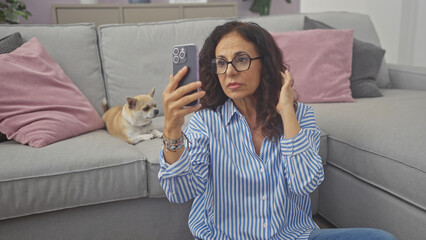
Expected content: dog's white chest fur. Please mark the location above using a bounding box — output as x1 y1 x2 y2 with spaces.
122 108 163 144
126 123 152 136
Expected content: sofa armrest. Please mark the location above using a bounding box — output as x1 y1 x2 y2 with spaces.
388 63 426 90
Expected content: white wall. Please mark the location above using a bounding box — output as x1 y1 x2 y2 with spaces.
301 0 425 67
410 1 426 67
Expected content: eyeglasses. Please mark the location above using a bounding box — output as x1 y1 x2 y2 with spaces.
211 54 263 75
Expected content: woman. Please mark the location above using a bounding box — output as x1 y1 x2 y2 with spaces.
159 21 396 240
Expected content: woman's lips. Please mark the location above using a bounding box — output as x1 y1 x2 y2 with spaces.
227 82 243 90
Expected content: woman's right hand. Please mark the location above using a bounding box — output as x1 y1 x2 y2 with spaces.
162 66 205 139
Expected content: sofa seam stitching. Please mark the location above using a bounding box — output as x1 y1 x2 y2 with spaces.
0 194 148 221
0 158 146 183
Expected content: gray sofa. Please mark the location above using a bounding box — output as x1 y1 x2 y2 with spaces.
0 12 425 240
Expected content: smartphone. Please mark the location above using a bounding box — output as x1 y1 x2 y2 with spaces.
172 44 200 106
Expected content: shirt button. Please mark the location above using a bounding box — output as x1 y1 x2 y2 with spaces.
263 223 267 228
260 168 264 173
290 173 295 179
262 195 267 201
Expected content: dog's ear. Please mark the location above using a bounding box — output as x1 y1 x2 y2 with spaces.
149 87 155 97
127 97 137 110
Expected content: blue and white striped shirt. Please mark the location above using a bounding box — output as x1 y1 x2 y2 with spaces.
159 99 324 240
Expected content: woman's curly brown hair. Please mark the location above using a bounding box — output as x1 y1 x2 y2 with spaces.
199 21 297 140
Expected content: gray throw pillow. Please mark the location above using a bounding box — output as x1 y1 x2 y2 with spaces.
304 16 385 98
0 32 23 142
0 32 23 54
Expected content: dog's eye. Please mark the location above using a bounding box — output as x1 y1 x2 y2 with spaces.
143 106 150 111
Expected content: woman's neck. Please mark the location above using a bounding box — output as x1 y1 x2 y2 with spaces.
233 97 258 127
233 97 265 155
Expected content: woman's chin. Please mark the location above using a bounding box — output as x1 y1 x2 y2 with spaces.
226 91 256 102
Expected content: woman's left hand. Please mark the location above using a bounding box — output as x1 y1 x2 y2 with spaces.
276 70 294 115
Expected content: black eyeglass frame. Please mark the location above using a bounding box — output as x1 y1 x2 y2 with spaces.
211 54 263 75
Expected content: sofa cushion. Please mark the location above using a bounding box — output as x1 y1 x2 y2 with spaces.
301 12 391 89
0 32 23 143
0 24 105 115
311 89 426 211
0 32 23 54
98 18 230 116
303 16 385 98
0 130 147 220
240 14 303 32
0 38 105 148
271 29 354 103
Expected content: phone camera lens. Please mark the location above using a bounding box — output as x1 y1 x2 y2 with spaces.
179 49 186 59
173 55 180 64
173 47 179 56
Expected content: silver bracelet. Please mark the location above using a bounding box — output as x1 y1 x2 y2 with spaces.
163 132 188 152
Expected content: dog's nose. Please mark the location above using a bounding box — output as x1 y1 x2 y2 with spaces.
154 109 159 115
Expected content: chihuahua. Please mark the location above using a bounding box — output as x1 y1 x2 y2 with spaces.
102 88 163 144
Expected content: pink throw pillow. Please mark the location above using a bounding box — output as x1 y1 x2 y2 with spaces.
271 29 354 103
0 38 104 148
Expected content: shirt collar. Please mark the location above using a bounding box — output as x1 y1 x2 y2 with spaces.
221 98 242 126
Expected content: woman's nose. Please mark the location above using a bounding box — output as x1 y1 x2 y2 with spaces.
225 62 238 75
